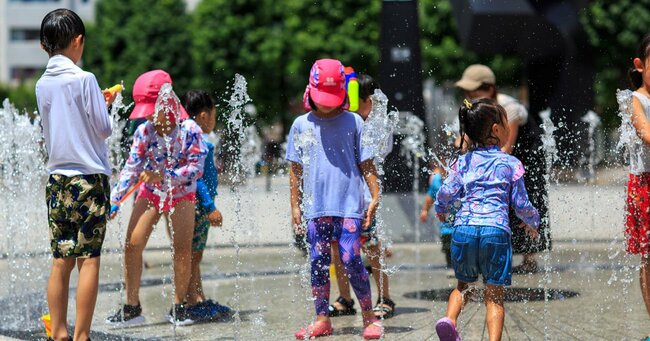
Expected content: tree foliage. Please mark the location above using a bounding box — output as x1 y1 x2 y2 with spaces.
580 0 650 128
84 0 192 110
191 0 380 126
191 0 285 123
419 0 523 87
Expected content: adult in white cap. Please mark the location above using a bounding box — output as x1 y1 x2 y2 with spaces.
455 64 550 274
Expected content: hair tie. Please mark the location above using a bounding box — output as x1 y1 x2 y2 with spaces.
463 98 472 109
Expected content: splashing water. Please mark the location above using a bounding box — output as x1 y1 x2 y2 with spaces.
0 99 48 329
224 74 262 338
399 114 426 168
616 89 636 152
361 89 399 172
538 108 560 339
581 110 601 184
360 89 399 315
293 128 317 215
107 81 131 173
539 108 558 184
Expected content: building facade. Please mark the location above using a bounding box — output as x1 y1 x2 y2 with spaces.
0 0 96 84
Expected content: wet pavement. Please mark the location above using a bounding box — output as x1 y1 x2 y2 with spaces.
1 172 649 340
1 240 649 340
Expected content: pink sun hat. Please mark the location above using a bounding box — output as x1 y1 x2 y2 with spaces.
129 70 189 120
305 59 348 108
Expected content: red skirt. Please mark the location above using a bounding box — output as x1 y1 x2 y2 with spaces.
625 173 650 255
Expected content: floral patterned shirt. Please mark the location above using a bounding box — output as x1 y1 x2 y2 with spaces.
435 145 539 233
111 119 207 203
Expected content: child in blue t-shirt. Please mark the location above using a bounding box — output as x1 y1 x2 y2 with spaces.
287 59 384 340
434 98 539 341
420 166 455 269
181 90 231 321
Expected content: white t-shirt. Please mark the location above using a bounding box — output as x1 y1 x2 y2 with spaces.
497 93 528 126
36 55 112 176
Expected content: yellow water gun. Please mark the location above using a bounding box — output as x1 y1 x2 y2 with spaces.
104 83 123 95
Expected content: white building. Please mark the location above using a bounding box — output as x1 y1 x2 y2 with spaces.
0 0 202 85
0 0 97 84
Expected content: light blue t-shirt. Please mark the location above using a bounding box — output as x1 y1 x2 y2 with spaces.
286 111 372 219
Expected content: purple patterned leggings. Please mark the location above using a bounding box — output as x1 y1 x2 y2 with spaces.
307 217 372 316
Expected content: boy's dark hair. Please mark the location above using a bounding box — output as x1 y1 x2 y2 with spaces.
630 33 650 89
40 8 85 56
182 90 215 119
358 74 380 100
458 98 507 151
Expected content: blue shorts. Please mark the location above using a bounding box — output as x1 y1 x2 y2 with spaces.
450 225 512 286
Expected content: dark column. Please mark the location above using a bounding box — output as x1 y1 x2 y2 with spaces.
379 0 427 192
451 0 594 166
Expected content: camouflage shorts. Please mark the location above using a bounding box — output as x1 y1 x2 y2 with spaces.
192 205 211 252
46 174 110 258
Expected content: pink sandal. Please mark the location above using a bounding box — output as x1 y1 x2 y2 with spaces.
362 320 384 339
295 320 333 339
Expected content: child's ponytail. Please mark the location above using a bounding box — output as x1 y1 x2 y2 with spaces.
629 33 650 89
457 98 506 150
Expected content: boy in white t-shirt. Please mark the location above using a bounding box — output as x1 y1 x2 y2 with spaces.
36 8 115 341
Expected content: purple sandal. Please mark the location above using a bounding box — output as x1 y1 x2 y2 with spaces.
435 317 461 341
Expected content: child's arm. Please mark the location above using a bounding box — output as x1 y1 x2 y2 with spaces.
631 96 650 145
289 162 303 234
510 174 540 233
111 128 147 204
196 178 216 213
85 74 112 139
360 159 380 230
420 172 443 222
169 127 207 185
434 168 463 219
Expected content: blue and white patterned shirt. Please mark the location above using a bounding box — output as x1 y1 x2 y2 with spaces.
435 145 539 233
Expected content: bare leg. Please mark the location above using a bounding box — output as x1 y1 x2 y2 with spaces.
484 284 504 341
446 281 470 325
48 257 75 341
186 251 205 305
641 255 650 337
124 199 161 305
331 242 352 301
73 257 100 341
365 243 391 300
523 253 536 267
169 200 195 304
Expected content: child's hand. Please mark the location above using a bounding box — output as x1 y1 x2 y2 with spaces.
363 200 379 230
420 209 429 223
292 207 304 235
436 213 448 222
209 209 223 227
518 222 539 239
140 170 163 184
109 204 119 220
103 89 117 107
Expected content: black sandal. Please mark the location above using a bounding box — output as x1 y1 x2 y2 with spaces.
373 297 396 319
328 296 357 317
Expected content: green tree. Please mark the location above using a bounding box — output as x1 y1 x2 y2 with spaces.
192 0 380 126
281 0 381 98
580 0 650 128
419 0 522 87
0 81 38 114
191 0 286 123
84 0 192 111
